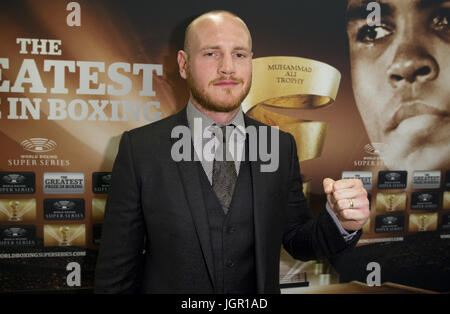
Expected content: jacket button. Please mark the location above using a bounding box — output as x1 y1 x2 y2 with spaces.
227 226 235 234
226 259 235 268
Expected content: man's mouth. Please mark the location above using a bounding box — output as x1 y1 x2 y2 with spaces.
210 78 243 87
386 101 449 132
214 81 239 86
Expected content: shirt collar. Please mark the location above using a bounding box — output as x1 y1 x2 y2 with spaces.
186 100 246 137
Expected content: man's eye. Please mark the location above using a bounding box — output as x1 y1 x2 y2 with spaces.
204 52 216 57
357 25 392 43
431 11 450 31
235 53 246 58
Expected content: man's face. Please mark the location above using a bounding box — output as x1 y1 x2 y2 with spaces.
178 14 253 112
346 0 450 171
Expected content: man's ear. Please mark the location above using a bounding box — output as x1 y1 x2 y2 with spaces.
177 50 188 79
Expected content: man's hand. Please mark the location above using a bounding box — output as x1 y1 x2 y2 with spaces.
323 178 370 232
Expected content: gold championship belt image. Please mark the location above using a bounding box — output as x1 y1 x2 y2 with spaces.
0 199 36 222
409 213 438 232
44 224 86 247
242 56 341 197
92 198 106 223
375 192 407 212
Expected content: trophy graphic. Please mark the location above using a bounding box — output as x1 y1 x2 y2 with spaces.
8 200 21 221
418 215 428 232
0 199 36 222
410 213 438 232
59 226 71 246
44 224 86 247
376 192 406 212
387 194 394 212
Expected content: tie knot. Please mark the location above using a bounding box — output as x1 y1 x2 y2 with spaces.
213 124 234 143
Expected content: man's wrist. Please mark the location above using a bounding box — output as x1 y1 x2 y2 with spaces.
325 202 358 241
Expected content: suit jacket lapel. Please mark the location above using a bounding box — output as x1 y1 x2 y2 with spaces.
170 107 216 291
244 115 269 293
170 109 272 293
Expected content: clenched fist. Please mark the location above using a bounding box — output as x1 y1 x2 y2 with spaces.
323 178 370 232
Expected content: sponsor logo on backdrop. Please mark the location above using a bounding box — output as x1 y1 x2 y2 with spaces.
353 143 387 167
21 138 57 153
413 171 441 189
363 143 385 155
341 171 372 190
8 138 70 167
43 172 84 194
375 214 405 233
411 192 439 210
0 226 36 247
44 199 85 220
92 172 111 194
0 172 35 193
377 171 407 189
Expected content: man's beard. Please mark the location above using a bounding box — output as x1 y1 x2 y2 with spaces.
186 69 251 113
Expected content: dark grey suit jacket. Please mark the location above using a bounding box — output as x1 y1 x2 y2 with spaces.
94 106 360 293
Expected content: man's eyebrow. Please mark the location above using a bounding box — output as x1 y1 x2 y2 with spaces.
201 46 221 50
233 47 251 51
417 0 450 9
200 46 250 51
346 1 395 23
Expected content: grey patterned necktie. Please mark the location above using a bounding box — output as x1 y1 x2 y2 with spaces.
212 125 237 214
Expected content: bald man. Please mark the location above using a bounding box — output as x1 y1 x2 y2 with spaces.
95 10 369 294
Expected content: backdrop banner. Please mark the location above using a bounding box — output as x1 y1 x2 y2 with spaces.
0 0 449 293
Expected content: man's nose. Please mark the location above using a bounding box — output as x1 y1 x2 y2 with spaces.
218 54 235 76
387 44 439 88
